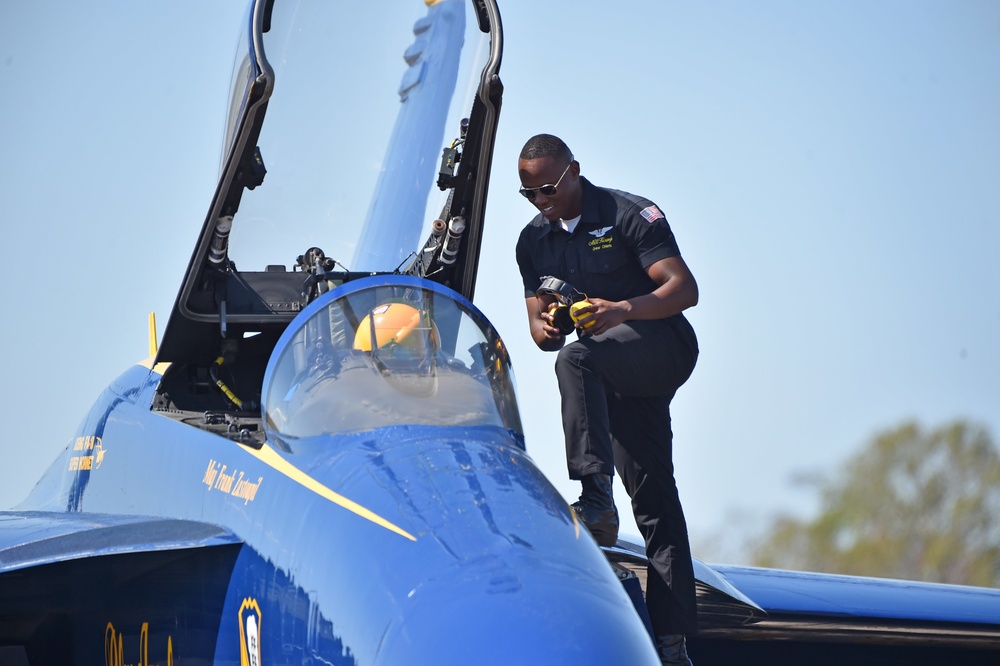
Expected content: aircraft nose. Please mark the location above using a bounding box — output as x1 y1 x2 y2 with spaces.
373 556 660 664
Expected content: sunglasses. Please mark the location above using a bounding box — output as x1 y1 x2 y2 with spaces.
519 162 572 201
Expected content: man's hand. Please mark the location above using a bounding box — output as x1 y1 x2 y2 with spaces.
525 296 566 351
569 298 629 337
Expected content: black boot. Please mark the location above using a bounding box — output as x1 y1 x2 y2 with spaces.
656 634 693 666
570 473 619 546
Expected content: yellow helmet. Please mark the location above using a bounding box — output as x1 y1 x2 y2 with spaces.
353 303 435 352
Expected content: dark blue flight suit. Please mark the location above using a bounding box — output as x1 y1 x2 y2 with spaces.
515 177 700 638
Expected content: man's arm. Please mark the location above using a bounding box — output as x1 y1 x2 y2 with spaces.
570 255 698 336
524 295 567 352
629 254 699 318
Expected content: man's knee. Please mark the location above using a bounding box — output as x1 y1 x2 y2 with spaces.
554 340 588 378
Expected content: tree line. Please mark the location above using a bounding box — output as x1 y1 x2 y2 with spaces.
748 419 999 587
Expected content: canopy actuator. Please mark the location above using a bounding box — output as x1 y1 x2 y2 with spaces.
437 117 469 190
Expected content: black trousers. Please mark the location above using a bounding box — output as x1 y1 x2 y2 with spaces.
554 315 699 637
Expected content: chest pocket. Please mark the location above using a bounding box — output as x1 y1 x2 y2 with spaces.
573 229 641 301
583 229 630 274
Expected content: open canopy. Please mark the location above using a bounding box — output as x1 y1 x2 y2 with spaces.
156 0 503 365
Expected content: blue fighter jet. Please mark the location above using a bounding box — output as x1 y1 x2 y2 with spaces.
1 1 998 664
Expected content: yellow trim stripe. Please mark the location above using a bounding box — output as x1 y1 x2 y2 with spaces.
134 352 412 539
247 444 417 541
570 505 581 540
137 357 171 375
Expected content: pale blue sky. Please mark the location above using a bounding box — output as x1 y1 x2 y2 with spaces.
1 1 997 563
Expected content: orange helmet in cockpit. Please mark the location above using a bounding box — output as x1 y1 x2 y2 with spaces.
353 302 437 352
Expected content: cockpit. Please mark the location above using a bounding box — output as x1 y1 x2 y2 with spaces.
262 277 522 441
149 0 507 445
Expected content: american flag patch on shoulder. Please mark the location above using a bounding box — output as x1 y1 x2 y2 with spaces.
639 205 664 223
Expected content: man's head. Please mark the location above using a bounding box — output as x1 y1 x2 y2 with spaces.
518 134 582 222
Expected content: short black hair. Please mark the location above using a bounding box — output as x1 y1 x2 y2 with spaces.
520 134 573 162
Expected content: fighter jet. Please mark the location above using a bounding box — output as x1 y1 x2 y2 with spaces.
1 1 998 664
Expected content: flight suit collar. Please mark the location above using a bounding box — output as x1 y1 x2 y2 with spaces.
577 177 604 231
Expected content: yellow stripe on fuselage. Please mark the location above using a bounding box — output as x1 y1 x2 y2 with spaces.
247 443 417 541
133 354 413 540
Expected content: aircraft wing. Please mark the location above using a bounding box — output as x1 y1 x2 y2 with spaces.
706 563 1000 646
0 512 245 663
0 511 240 573
605 536 1000 664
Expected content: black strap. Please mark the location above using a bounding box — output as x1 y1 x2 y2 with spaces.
536 275 586 305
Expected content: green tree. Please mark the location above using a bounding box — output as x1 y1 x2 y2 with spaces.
751 419 1000 587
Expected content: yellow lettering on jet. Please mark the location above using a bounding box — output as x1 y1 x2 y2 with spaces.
231 474 264 505
105 621 173 666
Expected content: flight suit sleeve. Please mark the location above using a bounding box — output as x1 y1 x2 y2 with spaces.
515 226 543 298
621 200 681 269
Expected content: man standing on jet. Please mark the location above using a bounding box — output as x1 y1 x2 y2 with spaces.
514 134 700 665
